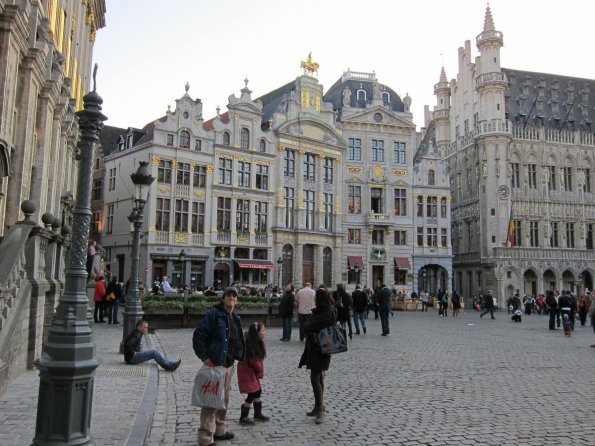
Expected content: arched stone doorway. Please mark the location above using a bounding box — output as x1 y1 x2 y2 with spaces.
523 270 538 296
561 270 575 293
543 269 557 293
418 264 448 296
302 245 315 285
578 270 593 295
213 263 230 290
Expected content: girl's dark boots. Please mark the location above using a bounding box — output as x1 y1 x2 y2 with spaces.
239 405 254 425
253 401 270 421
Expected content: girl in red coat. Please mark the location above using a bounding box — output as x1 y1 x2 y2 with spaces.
237 322 269 425
93 275 106 323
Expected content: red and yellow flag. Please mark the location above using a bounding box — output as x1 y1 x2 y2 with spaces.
507 207 515 247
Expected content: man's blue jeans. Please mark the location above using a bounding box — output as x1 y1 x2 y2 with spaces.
282 316 293 340
298 314 311 341
353 311 366 333
128 349 174 370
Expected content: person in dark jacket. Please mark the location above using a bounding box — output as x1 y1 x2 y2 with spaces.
105 277 122 325
374 284 392 335
545 291 558 330
333 283 353 339
557 290 574 330
278 283 295 341
352 285 368 334
193 287 245 446
123 319 180 370
479 290 496 319
298 288 336 425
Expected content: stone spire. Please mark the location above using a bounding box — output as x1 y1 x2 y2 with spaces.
439 66 448 83
483 4 495 32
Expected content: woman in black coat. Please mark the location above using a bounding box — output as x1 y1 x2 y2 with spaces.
298 288 336 424
278 283 295 341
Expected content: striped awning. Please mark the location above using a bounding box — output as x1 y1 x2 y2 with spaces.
347 256 363 269
394 257 411 269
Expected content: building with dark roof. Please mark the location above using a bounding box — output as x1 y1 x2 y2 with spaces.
435 5 594 305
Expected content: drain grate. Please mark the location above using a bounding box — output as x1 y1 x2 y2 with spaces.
96 366 147 378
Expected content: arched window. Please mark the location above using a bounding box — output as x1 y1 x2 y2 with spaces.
179 130 190 148
382 91 390 104
223 131 231 146
428 169 435 185
240 128 250 149
356 89 366 101
282 244 294 285
259 139 266 152
322 247 332 287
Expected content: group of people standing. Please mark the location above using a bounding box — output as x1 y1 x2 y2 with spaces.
93 271 123 324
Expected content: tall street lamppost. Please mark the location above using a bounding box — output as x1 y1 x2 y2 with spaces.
122 161 155 346
277 256 283 290
33 74 107 445
179 249 186 289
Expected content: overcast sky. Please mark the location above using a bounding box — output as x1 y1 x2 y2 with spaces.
92 0 595 131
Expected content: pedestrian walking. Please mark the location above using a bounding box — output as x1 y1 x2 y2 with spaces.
237 322 270 425
192 287 245 446
451 291 461 317
93 275 106 323
333 283 353 340
420 290 429 312
105 277 122 325
558 290 574 330
441 291 449 317
577 295 589 326
351 285 368 334
546 291 558 330
295 283 315 342
588 290 595 347
298 288 336 424
123 319 181 370
278 283 295 341
479 290 496 319
374 284 392 335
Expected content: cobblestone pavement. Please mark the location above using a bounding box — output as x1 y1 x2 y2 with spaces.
151 310 595 446
1 310 594 445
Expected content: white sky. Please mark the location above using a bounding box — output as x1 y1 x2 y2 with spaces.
92 0 595 131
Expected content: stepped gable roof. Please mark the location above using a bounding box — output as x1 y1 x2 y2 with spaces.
503 67 595 130
99 125 127 155
256 80 296 122
323 72 405 113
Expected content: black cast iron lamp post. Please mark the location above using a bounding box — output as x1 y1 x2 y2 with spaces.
277 256 282 290
122 161 155 348
33 75 107 445
179 249 186 289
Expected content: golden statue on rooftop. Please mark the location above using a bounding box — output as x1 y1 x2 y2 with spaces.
300 52 319 76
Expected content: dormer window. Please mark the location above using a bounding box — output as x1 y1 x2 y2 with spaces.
223 131 230 146
117 135 124 151
428 169 435 185
382 92 390 104
259 139 266 152
356 89 366 101
179 130 190 148
126 134 134 149
166 134 174 146
240 128 250 149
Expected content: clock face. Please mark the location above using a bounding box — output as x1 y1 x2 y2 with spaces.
497 184 510 199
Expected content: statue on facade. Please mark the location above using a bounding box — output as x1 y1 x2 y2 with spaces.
342 87 352 107
402 93 411 112
300 52 319 76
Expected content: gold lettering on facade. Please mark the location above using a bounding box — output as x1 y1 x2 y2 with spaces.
301 91 310 109
347 166 362 174
393 169 407 176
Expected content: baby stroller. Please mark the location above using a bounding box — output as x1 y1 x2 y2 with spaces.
511 309 522 323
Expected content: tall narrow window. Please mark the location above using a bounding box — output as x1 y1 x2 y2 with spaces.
587 223 593 250
193 165 206 188
216 197 231 230
527 164 537 189
441 228 448 247
259 139 266 152
550 222 559 247
392 142 406 165
348 228 361 244
547 166 556 190
371 140 384 162
222 131 231 146
417 196 424 217
176 162 191 185
372 230 384 245
284 187 294 228
106 204 114 234
304 190 315 230
370 188 383 213
348 138 361 161
511 163 520 188
348 185 361 214
166 134 174 146
394 230 407 245
566 222 575 248
108 167 116 190
394 188 406 216
416 227 424 246
255 164 269 190
236 199 250 231
92 179 102 200
513 220 523 247
427 227 437 247
179 130 190 148
156 198 170 231
530 221 539 247
237 161 251 188
428 169 435 185
323 158 334 184
284 149 295 177
304 153 316 181
563 167 573 191
218 158 232 185
323 193 333 231
240 128 250 149
440 197 447 218
174 199 189 232
255 201 268 233
191 202 205 233
426 196 437 218
158 160 172 183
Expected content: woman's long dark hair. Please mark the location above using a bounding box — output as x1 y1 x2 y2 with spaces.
245 322 266 360
315 288 332 309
